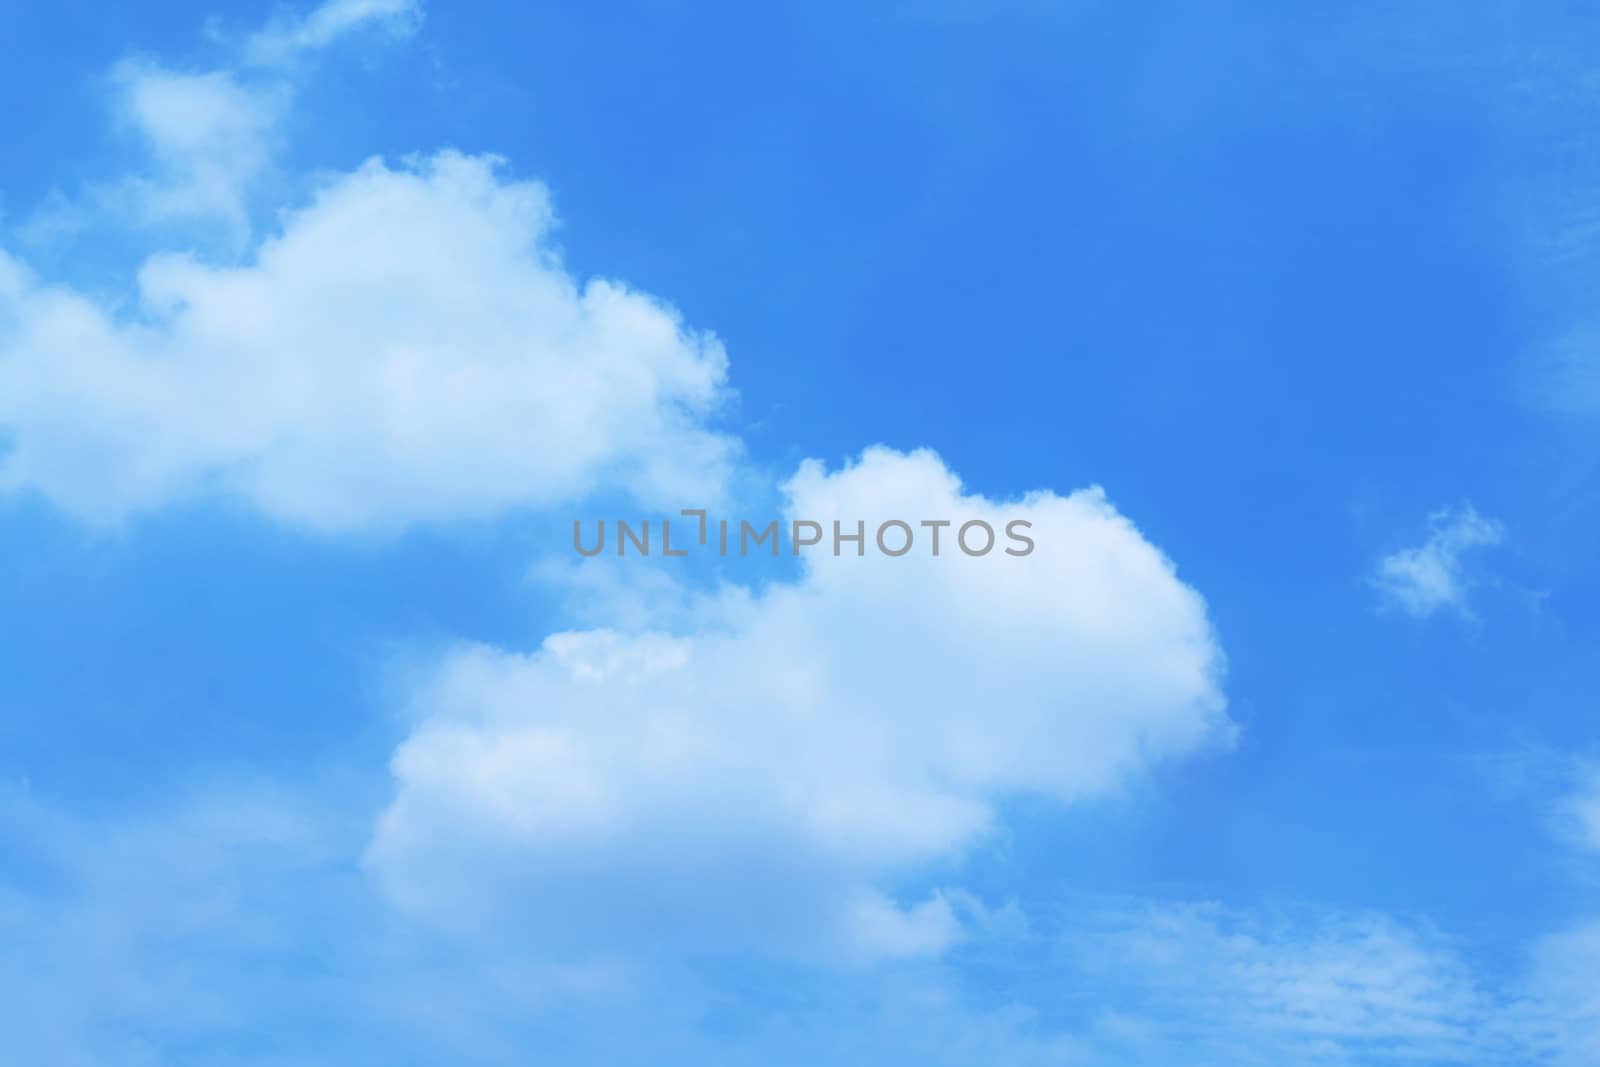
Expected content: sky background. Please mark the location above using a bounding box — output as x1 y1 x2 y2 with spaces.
2 2 1600 1064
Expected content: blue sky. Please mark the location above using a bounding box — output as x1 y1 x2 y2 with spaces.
2 1 1599 1064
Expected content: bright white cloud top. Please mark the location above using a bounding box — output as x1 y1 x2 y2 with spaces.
0 151 735 530
369 447 1232 961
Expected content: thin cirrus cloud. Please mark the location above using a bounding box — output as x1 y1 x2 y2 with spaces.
368 447 1233 962
1371 504 1504 620
1058 900 1511 1065
1523 921 1600 1065
1522 770 1600 1065
240 0 424 66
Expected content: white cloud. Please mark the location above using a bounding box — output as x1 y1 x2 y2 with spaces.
108 61 285 235
1 2 736 529
1520 922 1600 1066
1053 899 1542 1066
38 2 419 242
243 0 423 66
0 150 736 530
3 778 1582 1067
1068 901 1500 1063
1372 505 1504 619
367 447 1232 961
0 780 675 1066
0 783 345 1065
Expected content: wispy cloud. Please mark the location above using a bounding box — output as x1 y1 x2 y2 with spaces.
16 1 422 249
241 0 423 67
107 61 286 236
1061 900 1511 1065
1372 505 1504 620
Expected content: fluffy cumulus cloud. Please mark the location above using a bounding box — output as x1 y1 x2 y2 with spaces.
1371 504 1504 619
368 447 1232 961
0 150 736 530
0 0 733 531
3 0 1230 964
